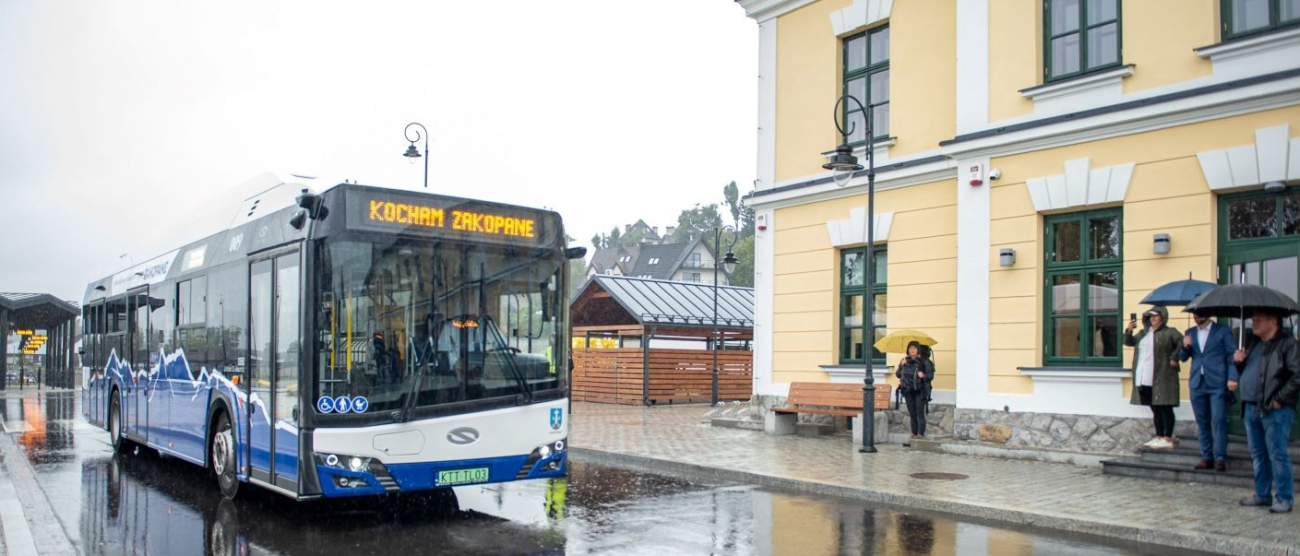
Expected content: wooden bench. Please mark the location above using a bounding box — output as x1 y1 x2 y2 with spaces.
766 382 891 435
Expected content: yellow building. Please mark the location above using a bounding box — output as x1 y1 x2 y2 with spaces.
736 0 1300 451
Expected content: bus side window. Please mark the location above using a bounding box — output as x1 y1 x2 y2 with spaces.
151 288 173 360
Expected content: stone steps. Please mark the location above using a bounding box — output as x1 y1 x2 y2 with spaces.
1100 459 1284 489
1101 435 1300 487
1173 434 1300 460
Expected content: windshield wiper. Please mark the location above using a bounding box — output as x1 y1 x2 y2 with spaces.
481 315 534 403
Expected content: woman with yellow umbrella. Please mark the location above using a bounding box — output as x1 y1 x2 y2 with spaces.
875 330 938 442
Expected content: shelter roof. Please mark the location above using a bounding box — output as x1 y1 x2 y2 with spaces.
572 275 753 330
0 293 80 330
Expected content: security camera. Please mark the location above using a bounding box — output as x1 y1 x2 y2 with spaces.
988 168 1002 181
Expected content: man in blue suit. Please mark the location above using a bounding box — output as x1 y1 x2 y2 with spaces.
1180 310 1239 471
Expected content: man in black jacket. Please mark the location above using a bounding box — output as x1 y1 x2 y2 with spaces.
1233 309 1300 513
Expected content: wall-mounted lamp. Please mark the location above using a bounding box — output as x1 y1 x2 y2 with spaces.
1153 233 1171 255
1264 180 1287 193
999 248 1016 267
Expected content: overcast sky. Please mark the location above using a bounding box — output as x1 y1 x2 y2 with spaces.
0 1 757 302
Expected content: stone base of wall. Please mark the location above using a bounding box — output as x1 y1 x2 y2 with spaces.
749 394 1196 455
952 408 1197 455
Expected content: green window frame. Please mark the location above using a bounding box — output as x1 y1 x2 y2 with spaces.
1218 186 1300 247
1222 0 1300 39
1044 0 1122 82
1044 209 1123 366
839 247 887 365
841 25 890 145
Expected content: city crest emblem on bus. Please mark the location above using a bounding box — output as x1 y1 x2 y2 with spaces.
550 408 563 430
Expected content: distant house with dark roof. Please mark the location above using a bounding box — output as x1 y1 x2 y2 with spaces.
586 235 730 286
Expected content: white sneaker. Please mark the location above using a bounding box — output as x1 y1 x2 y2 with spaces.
1141 438 1160 448
1149 438 1174 450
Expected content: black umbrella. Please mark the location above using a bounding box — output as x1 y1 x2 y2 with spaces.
1183 283 1300 348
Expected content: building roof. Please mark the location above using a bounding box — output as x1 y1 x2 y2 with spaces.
574 275 753 330
0 293 80 330
628 241 694 280
589 245 641 275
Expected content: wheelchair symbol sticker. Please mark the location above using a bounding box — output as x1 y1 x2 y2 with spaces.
317 397 335 414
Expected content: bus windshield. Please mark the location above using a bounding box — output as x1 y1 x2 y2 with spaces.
313 235 566 419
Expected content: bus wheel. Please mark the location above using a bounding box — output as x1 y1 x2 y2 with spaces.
212 412 239 499
109 392 127 453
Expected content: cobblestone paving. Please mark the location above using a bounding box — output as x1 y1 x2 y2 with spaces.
569 402 1300 556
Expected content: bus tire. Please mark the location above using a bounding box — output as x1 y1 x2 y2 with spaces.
211 411 239 500
108 390 128 453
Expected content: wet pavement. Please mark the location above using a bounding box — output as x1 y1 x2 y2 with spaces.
1 391 1213 556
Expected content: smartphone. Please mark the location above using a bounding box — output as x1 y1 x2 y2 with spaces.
1129 313 1137 323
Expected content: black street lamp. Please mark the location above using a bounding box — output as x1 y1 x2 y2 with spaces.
403 122 429 189
712 225 740 406
824 94 878 454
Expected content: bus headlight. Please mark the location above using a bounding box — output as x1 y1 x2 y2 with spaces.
316 452 375 473
531 438 566 461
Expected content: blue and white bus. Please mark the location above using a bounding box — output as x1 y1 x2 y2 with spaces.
81 174 577 500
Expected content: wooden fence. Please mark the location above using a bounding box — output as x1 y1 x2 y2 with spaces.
572 347 753 405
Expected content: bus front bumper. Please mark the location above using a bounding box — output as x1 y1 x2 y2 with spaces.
315 440 567 498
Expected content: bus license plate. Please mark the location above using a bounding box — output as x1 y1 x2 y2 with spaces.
437 467 490 486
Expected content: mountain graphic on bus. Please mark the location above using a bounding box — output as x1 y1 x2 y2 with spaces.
86 348 297 481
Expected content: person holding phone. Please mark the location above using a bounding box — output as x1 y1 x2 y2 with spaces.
1124 307 1184 450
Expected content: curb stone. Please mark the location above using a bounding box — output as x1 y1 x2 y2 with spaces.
570 447 1293 556
0 430 78 556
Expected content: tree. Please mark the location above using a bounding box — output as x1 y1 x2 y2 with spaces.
590 233 606 250
568 259 588 298
728 235 756 288
723 181 740 227
670 204 723 246
618 226 646 247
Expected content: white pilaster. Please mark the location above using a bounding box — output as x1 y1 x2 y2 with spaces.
753 208 778 396
756 19 777 191
955 0 989 134
954 157 991 409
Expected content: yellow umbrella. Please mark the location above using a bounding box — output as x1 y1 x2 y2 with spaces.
873 330 938 354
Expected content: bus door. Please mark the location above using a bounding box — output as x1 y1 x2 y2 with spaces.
103 297 127 426
247 250 302 488
84 301 103 425
126 287 150 442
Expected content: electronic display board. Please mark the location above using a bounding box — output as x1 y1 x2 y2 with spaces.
343 188 559 247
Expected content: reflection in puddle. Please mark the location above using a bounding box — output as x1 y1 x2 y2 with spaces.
11 391 1202 556
79 451 566 556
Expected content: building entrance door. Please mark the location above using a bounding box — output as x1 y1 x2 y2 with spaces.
1218 189 1300 439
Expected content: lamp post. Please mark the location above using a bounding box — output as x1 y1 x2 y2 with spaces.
712 225 740 406
402 122 429 189
824 94 877 453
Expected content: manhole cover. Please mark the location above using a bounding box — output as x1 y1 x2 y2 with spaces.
909 472 969 481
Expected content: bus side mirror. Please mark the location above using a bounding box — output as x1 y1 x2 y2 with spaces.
564 247 587 260
295 189 330 221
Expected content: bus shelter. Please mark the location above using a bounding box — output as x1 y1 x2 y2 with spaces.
570 275 753 405
1 293 80 390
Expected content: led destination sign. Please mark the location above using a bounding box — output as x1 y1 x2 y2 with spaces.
367 200 536 239
346 189 556 247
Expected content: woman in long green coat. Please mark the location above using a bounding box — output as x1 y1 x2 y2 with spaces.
1124 306 1183 450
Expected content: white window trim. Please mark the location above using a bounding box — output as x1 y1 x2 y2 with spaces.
1195 26 1300 81
1019 65 1135 116
1197 124 1300 191
1025 157 1135 212
829 0 894 37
